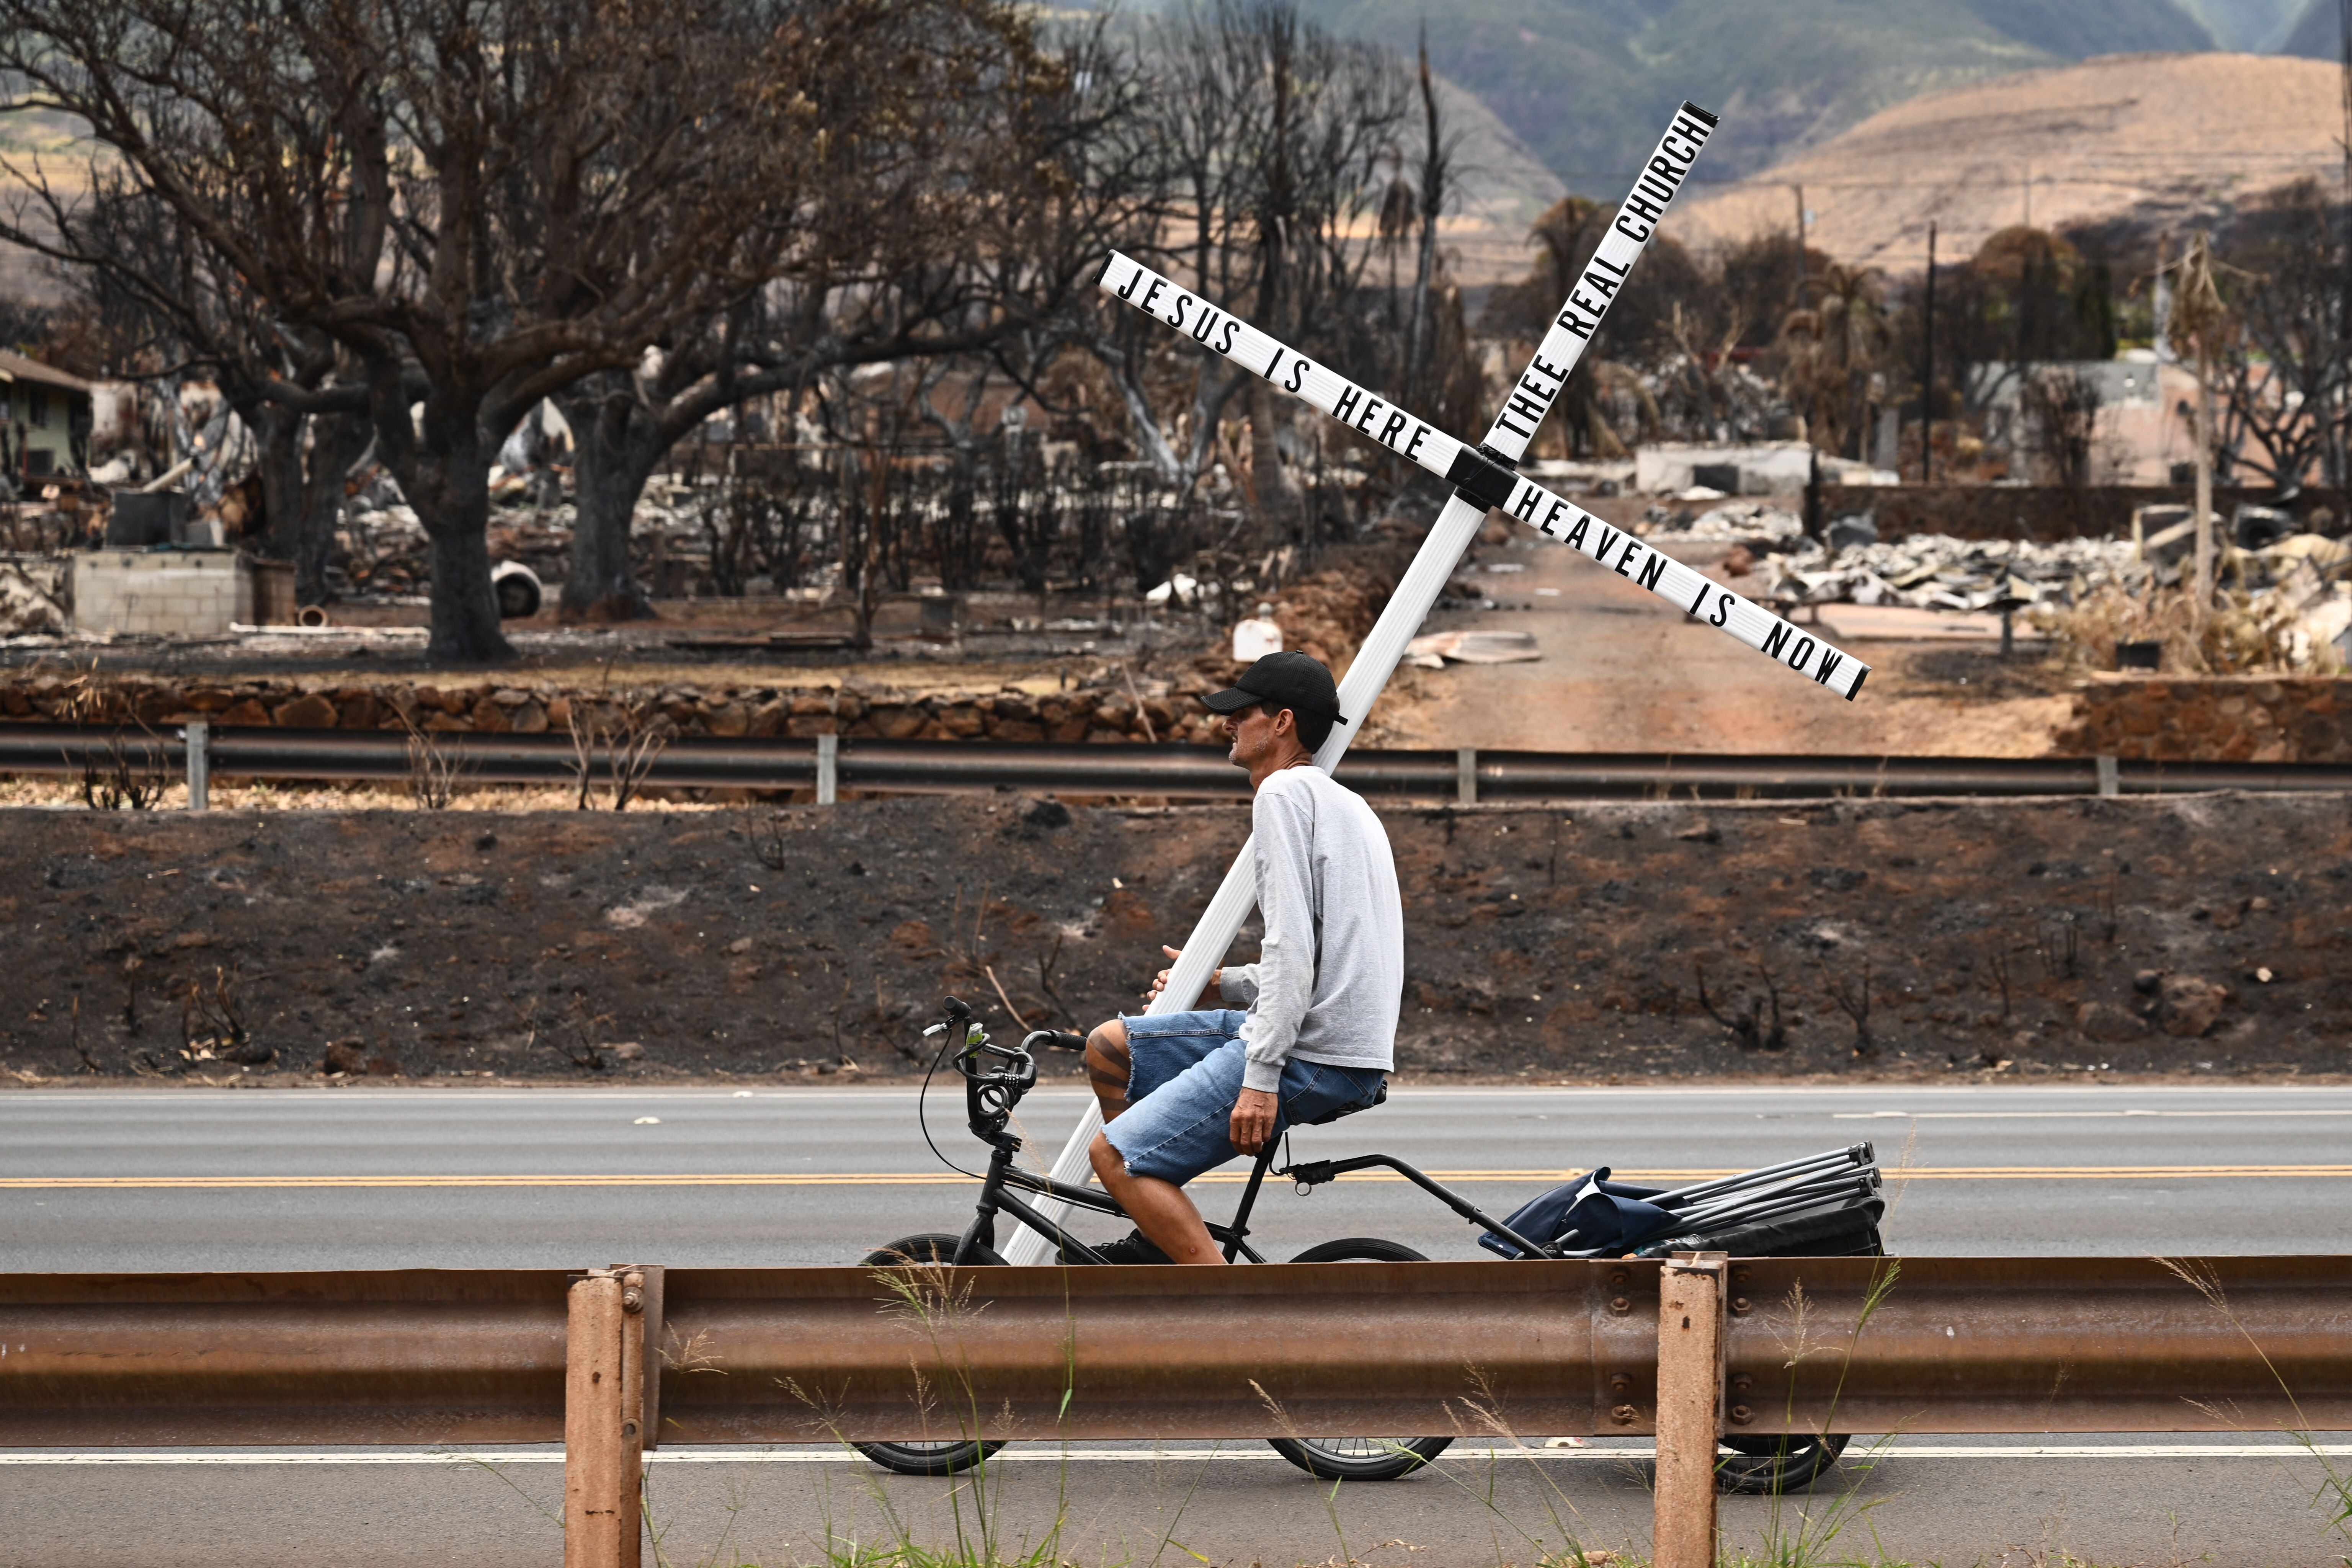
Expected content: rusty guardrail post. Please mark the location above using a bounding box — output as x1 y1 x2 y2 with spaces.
1652 1251 1727 1568
815 732 838 805
182 718 209 810
565 1268 645 1568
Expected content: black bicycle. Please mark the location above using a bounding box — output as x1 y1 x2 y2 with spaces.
859 996 1883 1491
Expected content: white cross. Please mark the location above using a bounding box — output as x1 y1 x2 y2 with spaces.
1001 101 1857 1264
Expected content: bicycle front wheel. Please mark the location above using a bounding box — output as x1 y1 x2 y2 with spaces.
851 1232 1011 1477
1264 1237 1454 1481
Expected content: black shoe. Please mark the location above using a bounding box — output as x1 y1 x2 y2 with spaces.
1079 1229 1173 1265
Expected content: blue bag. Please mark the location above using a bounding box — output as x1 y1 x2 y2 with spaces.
1477 1168 1679 1259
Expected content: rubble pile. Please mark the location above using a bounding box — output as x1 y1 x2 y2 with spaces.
1640 502 1805 545
330 479 715 602
1762 534 2146 612
1259 564 1391 668
1642 501 2352 627
0 561 67 636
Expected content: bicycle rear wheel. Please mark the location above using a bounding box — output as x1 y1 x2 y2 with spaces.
851 1232 1011 1477
1717 1432 1849 1493
1264 1238 1454 1481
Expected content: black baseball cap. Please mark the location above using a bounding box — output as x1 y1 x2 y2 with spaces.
1202 650 1346 726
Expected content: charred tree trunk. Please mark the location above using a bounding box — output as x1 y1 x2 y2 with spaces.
295 408 371 604
419 484 508 661
1107 353 1184 485
559 376 662 621
371 362 511 662
254 400 305 565
1405 28 1444 410
1246 380 1301 540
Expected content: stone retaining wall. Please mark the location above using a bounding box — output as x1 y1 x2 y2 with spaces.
2056 676 2352 763
0 670 1236 745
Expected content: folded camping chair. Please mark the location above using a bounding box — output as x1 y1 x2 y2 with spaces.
1478 1143 1884 1259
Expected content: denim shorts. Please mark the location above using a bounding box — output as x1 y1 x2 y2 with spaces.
1101 1008 1387 1184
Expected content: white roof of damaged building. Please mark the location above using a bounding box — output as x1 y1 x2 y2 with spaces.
0 350 93 394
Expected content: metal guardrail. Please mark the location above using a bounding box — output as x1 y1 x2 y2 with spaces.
7 722 2352 801
5 1258 2348 1568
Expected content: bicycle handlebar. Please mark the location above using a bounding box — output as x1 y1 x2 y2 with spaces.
927 996 1038 1147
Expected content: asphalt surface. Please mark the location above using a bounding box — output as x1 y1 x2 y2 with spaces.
5 1083 2352 1566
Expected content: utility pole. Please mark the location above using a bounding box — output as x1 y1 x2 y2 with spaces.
2196 339 2217 620
2173 232 2225 630
2340 0 2350 204
2153 232 2173 364
1920 221 1937 483
1793 183 1807 278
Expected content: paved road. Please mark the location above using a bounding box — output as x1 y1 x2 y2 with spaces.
5 1083 2351 1566
7 1082 2351 1269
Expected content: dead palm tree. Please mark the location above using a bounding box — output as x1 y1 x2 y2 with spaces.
1778 262 1891 458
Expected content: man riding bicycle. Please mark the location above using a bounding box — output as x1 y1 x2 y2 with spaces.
1082 650 1403 1265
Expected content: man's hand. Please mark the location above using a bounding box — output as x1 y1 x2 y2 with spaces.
1145 945 1222 1006
1229 1086 1278 1155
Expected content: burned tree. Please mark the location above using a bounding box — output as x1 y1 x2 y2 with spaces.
546 11 1138 620
2209 182 2352 490
2020 365 2105 487
1 0 1018 659
1079 0 1407 518
1480 195 1715 455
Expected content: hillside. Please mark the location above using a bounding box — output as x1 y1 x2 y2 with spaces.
1300 0 2218 192
1668 53 2346 270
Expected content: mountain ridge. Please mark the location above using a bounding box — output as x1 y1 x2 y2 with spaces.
1297 0 2223 192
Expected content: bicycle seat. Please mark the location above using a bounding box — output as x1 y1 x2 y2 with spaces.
1298 1082 1386 1126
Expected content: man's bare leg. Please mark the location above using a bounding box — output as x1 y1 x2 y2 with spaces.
1088 1134 1225 1264
1084 1019 1132 1122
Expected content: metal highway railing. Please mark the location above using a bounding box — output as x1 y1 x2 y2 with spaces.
4 1258 2348 1568
5 722 2349 802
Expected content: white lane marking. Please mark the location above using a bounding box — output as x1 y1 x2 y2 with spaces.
8 1086 2349 1105
1836 1110 2352 1120
8 1165 2347 1190
7 1444 2347 1466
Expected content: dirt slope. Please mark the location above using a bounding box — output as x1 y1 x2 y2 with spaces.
5 793 2343 1087
1671 53 2346 270
1361 534 2076 756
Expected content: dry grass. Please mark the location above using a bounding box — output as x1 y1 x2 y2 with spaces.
0 774 748 811
2032 583 2341 676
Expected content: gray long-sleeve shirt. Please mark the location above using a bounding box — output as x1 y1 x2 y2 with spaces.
1215 766 1403 1093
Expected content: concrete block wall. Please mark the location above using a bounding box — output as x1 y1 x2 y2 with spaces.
71 550 256 636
